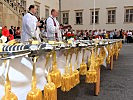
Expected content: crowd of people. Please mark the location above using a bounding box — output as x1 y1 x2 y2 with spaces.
9 26 21 39
60 28 133 43
0 26 21 42
1 24 133 43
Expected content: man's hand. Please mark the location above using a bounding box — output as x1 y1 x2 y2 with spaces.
37 22 41 26
32 37 37 40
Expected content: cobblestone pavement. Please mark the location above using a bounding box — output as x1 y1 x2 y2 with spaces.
58 44 133 100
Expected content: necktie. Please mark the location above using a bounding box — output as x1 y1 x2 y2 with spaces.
51 17 57 27
51 17 58 40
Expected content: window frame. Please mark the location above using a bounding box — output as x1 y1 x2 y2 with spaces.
45 6 50 19
90 9 99 24
75 10 83 25
62 12 69 25
107 9 116 24
124 7 133 23
34 1 40 17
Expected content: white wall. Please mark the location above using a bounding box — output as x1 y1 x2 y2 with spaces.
26 0 59 18
61 0 133 31
40 0 59 18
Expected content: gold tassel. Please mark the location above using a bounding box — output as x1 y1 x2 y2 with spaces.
106 45 111 64
95 47 100 68
27 57 42 100
44 74 57 100
49 68 61 88
97 47 106 66
61 50 71 92
2 74 18 100
118 41 122 53
73 70 80 86
61 73 71 92
49 50 61 88
86 49 98 83
119 41 122 49
2 60 18 100
112 44 115 56
79 49 87 75
43 53 57 100
117 41 122 55
86 70 97 83
114 43 119 60
73 48 80 86
69 63 75 88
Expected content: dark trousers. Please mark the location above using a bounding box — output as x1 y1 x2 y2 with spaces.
127 36 132 43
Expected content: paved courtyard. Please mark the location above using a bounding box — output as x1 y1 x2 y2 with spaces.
58 43 133 100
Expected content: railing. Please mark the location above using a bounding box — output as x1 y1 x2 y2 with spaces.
3 0 26 16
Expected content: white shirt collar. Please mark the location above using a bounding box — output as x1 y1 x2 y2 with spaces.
50 15 56 19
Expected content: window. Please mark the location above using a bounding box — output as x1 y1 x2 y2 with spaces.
91 10 99 24
35 5 40 17
75 11 83 24
45 8 49 18
23 1 26 9
107 10 116 23
35 1 40 17
62 12 69 24
124 8 133 23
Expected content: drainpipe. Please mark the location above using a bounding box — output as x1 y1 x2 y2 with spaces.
93 0 95 30
59 0 61 23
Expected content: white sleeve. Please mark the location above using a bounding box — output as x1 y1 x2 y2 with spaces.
25 16 37 37
46 18 56 34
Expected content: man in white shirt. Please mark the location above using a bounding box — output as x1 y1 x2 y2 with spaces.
21 5 40 42
46 9 62 41
94 30 99 36
127 30 133 43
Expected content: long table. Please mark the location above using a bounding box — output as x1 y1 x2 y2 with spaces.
0 39 122 99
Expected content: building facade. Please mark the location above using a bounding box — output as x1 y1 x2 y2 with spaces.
61 0 133 31
26 0 59 19
0 0 59 28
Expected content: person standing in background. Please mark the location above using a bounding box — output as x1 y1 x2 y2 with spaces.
105 31 109 39
127 30 132 43
94 30 99 39
2 26 14 42
113 29 117 39
16 27 21 39
46 9 62 41
88 30 93 40
98 29 102 38
110 30 114 39
123 30 127 43
39 18 45 32
14 26 16 38
120 29 123 39
2 26 10 38
21 5 40 42
84 30 89 40
9 26 14 35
